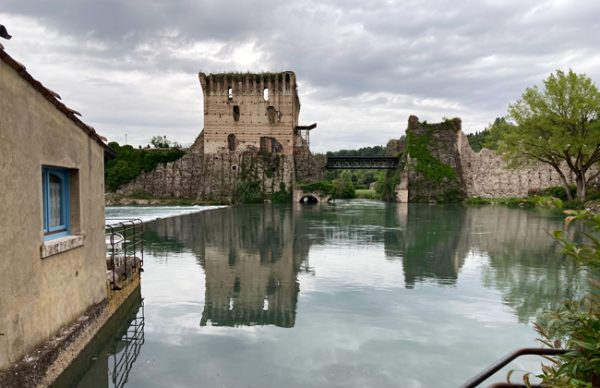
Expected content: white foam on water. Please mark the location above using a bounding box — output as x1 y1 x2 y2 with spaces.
105 205 226 224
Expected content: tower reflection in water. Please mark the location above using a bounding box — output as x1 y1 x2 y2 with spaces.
52 291 145 388
142 204 314 329
198 205 303 328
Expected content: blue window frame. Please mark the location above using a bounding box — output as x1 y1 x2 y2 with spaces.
42 167 70 240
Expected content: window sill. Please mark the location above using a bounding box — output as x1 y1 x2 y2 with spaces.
41 235 85 259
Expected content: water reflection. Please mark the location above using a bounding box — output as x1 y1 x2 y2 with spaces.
52 291 145 388
144 205 304 328
59 203 593 387
142 202 587 325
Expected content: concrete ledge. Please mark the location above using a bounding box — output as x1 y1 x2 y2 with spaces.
40 235 84 259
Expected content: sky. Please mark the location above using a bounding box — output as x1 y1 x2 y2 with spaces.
1 1 599 152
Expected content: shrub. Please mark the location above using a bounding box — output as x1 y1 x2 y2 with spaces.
534 186 577 201
271 182 291 203
529 211 600 387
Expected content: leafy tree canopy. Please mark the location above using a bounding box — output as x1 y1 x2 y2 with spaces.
497 69 600 201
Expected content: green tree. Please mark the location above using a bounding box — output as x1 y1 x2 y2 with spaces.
150 135 180 149
497 70 600 201
335 170 356 198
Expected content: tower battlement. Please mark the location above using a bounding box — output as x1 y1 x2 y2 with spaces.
199 72 297 96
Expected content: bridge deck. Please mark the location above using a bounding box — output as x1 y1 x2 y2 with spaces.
325 156 399 170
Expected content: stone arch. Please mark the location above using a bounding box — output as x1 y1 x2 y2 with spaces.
299 194 318 204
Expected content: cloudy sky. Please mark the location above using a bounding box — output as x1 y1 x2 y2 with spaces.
2 1 599 152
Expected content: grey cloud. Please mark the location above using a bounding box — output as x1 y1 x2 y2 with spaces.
2 0 600 150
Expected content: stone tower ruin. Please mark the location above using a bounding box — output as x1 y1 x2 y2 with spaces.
199 72 302 156
113 71 321 203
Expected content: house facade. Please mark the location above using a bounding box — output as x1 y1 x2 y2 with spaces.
0 44 109 370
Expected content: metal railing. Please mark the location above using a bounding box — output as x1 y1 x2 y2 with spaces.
105 218 144 290
461 348 571 388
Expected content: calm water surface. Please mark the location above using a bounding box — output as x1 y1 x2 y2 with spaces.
56 201 589 388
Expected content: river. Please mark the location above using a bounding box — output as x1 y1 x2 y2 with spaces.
54 201 590 387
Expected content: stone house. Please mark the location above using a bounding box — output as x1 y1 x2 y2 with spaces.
0 42 111 374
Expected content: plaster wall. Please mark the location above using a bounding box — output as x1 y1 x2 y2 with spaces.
0 59 107 369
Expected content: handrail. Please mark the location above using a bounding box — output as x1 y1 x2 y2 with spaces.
461 347 571 388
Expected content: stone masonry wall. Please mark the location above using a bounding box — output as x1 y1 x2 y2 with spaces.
117 148 294 203
457 131 573 198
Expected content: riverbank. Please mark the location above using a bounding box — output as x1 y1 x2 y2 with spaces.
465 196 600 213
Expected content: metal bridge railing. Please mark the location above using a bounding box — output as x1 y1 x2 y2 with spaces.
105 218 144 290
461 348 571 387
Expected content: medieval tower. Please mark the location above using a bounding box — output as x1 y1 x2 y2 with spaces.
198 72 303 156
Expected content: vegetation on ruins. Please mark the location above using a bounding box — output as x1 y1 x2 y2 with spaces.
494 69 600 203
406 131 457 184
271 182 292 203
375 168 401 202
518 210 600 387
105 140 185 192
236 157 263 204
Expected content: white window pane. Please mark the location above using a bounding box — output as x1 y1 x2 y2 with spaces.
49 173 63 228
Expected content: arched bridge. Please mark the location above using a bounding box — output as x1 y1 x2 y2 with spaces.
325 156 399 170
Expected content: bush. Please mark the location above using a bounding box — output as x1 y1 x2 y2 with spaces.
532 195 563 209
529 211 600 387
534 186 577 201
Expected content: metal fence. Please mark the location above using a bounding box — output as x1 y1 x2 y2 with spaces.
105 218 144 290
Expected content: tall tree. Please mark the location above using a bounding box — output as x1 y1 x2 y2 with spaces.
497 70 600 201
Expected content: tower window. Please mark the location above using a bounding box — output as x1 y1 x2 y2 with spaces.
233 105 240 122
263 88 269 101
227 134 237 151
228 86 233 100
